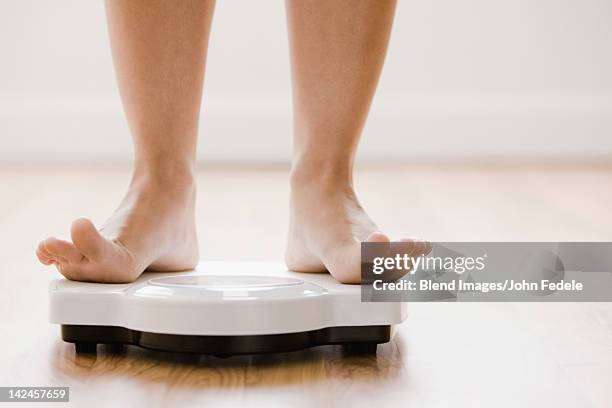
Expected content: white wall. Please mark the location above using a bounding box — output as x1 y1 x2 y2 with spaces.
1 0 611 164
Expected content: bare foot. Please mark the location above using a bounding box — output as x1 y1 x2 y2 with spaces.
286 168 429 284
36 167 198 283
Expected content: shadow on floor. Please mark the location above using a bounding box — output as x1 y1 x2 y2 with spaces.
50 335 405 388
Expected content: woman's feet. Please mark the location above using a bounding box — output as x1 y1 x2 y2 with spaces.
36 166 198 283
36 162 422 285
285 165 428 284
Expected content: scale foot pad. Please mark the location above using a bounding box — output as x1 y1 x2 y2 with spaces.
62 325 390 356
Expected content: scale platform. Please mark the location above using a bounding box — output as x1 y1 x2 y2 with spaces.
49 261 406 356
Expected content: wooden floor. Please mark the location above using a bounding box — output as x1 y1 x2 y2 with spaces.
1 164 611 407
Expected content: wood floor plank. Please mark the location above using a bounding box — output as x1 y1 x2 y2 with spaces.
0 164 610 407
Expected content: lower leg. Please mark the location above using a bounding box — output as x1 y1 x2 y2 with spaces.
36 0 215 282
285 0 410 283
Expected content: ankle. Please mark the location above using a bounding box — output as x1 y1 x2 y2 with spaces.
290 156 353 194
132 160 196 194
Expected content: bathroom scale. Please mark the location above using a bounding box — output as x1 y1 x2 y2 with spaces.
49 261 406 356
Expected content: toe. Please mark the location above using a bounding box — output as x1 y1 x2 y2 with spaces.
70 217 106 260
362 231 392 262
38 237 83 264
36 241 55 265
37 237 87 280
366 231 390 243
330 233 399 284
400 238 432 257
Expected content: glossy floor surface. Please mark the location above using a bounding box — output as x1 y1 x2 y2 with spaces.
1 164 611 407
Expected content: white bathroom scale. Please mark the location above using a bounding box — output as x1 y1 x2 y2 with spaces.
49 261 406 356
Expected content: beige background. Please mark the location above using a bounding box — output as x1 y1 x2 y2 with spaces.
1 0 612 164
